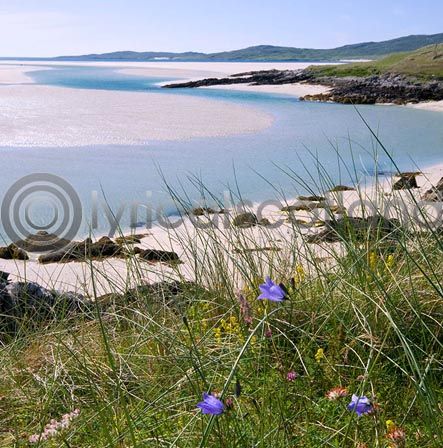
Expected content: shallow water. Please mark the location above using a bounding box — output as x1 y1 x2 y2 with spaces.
1 65 442 241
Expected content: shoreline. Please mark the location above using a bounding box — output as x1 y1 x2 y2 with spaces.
2 161 443 296
1 61 443 294
0 64 273 147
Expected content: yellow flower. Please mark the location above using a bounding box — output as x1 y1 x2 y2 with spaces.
294 264 306 284
386 254 395 269
369 252 377 270
315 348 325 363
213 327 222 344
386 420 396 432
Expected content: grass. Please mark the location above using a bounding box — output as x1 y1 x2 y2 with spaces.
307 44 443 80
0 146 442 447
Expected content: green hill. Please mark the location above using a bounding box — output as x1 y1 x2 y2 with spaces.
307 44 443 80
55 33 443 62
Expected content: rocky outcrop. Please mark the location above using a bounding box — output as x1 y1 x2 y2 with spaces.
164 68 443 105
15 231 70 252
163 69 311 89
38 236 124 264
0 271 87 331
301 74 443 105
0 244 29 260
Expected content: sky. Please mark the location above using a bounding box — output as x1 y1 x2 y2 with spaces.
0 0 442 57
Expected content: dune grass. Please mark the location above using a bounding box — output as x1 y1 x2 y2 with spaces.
0 152 442 447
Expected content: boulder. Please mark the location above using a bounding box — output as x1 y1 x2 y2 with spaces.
393 173 419 190
328 185 356 192
38 237 123 264
281 202 318 212
297 195 326 202
15 231 71 252
232 212 258 228
192 207 218 216
0 244 29 260
115 235 143 245
258 218 272 226
138 249 180 263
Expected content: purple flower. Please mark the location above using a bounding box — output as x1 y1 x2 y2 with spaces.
347 394 372 417
257 277 287 302
197 393 225 415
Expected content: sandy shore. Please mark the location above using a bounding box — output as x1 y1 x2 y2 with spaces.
0 84 272 147
2 162 443 296
408 100 443 112
0 64 273 147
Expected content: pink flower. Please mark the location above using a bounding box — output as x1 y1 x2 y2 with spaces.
28 409 80 444
286 371 298 381
325 387 348 400
386 427 406 447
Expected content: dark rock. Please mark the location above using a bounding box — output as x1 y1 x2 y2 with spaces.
328 185 356 192
2 282 85 315
258 218 272 226
422 176 443 201
138 249 180 263
234 246 280 253
393 173 419 190
192 207 217 216
0 244 29 260
163 69 311 89
297 195 326 202
301 74 443 105
15 232 71 252
0 271 10 284
232 212 258 228
164 69 443 106
115 235 143 245
281 202 317 212
306 216 400 244
38 237 123 264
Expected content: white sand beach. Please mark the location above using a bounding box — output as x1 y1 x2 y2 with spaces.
1 162 443 296
0 63 273 147
408 100 443 112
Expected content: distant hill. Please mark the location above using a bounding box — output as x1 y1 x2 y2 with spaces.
55 33 443 62
307 43 443 80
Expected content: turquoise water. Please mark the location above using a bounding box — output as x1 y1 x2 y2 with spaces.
1 65 443 239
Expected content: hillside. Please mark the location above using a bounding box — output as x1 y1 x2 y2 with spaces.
55 32 443 62
307 44 443 80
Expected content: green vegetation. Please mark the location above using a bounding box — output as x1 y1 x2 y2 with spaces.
1 149 443 447
57 32 443 62
308 44 443 80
